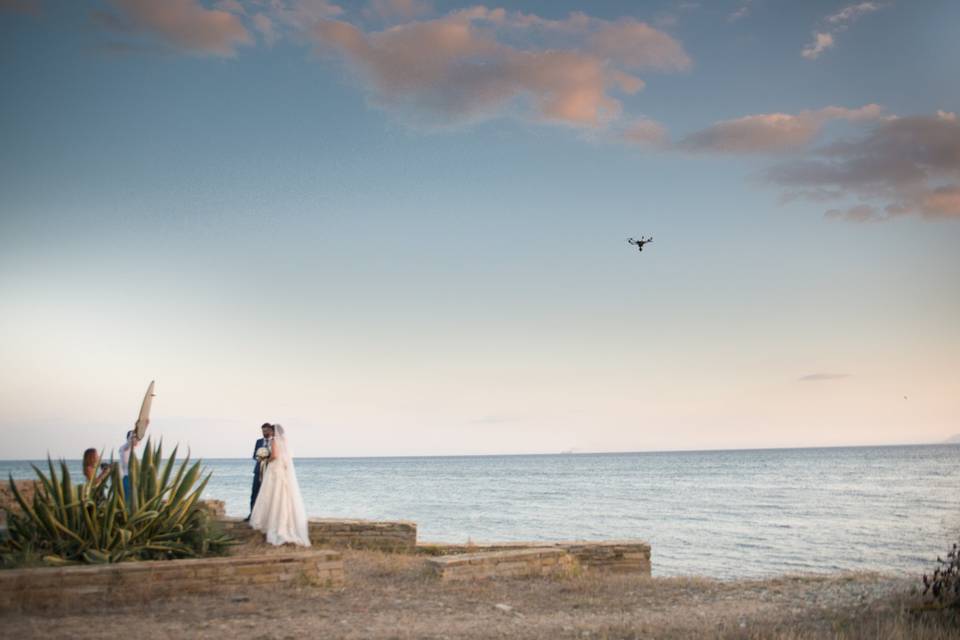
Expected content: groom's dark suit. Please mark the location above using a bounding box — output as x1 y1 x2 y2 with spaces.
249 437 270 515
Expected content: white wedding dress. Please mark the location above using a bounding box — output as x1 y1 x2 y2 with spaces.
249 425 311 546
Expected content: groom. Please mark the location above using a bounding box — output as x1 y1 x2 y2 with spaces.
245 422 274 521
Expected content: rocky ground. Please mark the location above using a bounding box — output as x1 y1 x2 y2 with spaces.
5 547 956 639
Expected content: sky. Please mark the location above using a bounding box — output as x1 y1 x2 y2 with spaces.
0 0 958 459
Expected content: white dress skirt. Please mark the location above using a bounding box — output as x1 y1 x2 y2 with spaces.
249 440 311 546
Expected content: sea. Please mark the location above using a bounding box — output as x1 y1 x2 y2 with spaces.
3 445 958 579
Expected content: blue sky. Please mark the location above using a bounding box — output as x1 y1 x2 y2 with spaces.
1 0 958 458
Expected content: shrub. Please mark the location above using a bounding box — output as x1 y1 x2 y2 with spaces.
920 541 960 611
1 439 232 566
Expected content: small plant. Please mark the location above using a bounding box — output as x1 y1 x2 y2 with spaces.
415 544 446 557
919 541 960 611
1 439 233 567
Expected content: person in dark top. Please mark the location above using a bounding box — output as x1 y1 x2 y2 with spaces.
246 423 275 521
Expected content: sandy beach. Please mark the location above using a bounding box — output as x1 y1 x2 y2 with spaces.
6 543 953 640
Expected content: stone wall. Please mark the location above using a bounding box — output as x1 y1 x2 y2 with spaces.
427 547 574 581
220 517 417 552
419 540 651 576
0 549 343 614
561 541 651 574
308 518 417 551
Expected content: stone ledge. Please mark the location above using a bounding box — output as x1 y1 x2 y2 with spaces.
221 517 417 551
418 540 651 576
427 547 574 581
0 549 343 614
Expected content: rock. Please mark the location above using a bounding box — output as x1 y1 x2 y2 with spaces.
494 603 513 613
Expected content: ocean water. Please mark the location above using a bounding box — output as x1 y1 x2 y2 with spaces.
3 445 958 579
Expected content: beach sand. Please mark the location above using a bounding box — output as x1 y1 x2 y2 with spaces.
4 544 952 639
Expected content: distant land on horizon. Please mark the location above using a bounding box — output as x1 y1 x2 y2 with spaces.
944 434 960 444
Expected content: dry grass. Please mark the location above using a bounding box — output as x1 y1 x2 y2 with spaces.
737 596 960 640
3 546 957 639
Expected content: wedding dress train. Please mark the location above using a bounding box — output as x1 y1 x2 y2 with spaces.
249 425 311 546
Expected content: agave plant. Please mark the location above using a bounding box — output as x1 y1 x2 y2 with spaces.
1 439 232 566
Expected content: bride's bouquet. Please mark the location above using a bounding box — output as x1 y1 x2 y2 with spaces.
256 446 271 474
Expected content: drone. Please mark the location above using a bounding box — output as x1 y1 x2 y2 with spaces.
627 236 653 252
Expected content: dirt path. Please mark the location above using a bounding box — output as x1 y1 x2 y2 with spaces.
2 549 935 639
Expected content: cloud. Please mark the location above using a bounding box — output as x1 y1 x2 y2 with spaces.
676 104 883 153
586 19 691 72
798 373 850 382
826 2 883 24
766 111 960 221
727 1 752 22
95 0 252 57
644 105 960 224
310 9 689 128
252 13 277 45
264 0 344 43
802 2 884 60
655 0 701 26
498 11 690 72
801 32 834 60
83 3 688 132
214 0 245 14
622 117 669 148
365 0 432 22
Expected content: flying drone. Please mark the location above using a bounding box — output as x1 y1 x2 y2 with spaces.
627 236 653 252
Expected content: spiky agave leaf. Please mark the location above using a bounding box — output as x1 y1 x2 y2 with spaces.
1 440 232 566
158 444 179 496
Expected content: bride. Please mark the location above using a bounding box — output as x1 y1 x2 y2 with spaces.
249 424 311 546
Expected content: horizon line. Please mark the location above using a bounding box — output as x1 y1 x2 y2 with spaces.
2 440 956 463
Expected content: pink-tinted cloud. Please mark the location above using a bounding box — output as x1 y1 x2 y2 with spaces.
825 2 883 25
492 11 690 72
684 113 819 152
587 19 691 72
96 0 252 57
677 105 883 153
215 0 245 14
766 111 960 221
310 8 689 128
802 2 885 61
801 32 834 60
